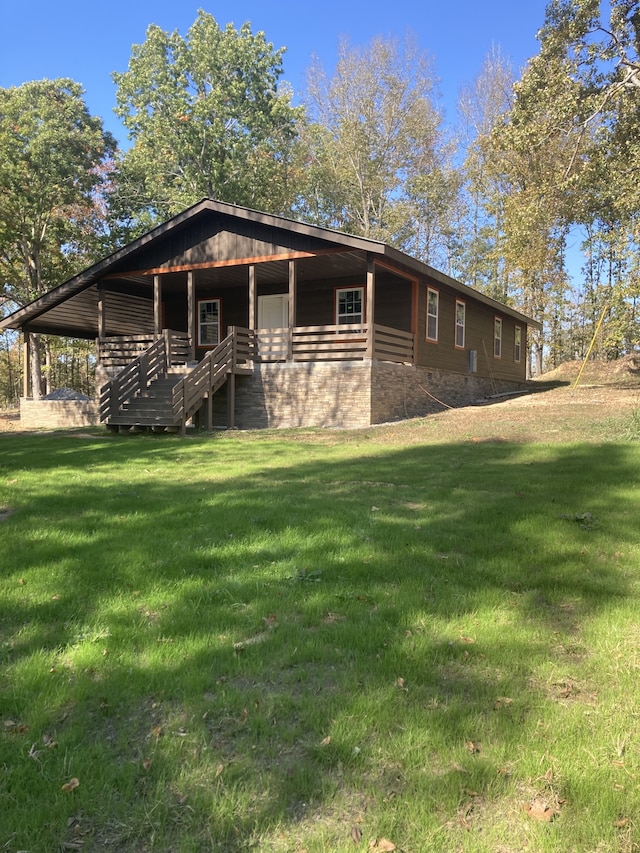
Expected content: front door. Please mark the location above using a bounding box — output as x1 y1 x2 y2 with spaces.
258 294 289 329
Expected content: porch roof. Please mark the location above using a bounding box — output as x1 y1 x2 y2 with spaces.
0 198 542 338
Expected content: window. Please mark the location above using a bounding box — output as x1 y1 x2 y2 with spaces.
426 288 439 341
336 287 364 326
455 300 466 348
494 317 503 358
198 299 220 346
514 325 522 363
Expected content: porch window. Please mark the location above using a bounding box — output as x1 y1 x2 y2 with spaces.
426 287 439 341
514 325 522 362
336 287 364 326
198 299 220 346
494 317 503 358
455 300 466 348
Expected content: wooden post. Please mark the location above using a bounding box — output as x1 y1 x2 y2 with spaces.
288 260 296 362
97 284 106 339
22 333 30 398
153 275 162 337
227 373 236 429
187 271 195 361
366 254 375 358
248 265 256 330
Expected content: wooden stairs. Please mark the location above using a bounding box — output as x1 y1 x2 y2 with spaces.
105 366 193 430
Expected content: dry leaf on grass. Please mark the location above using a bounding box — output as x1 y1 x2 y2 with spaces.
350 825 363 844
61 778 80 793
369 839 396 851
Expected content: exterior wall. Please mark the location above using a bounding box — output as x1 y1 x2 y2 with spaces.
207 359 529 431
415 278 528 383
20 398 100 429
370 362 527 424
211 362 373 429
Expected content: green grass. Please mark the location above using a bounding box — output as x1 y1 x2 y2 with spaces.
1 420 640 852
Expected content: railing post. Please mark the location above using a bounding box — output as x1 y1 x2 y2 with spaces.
287 326 293 362
164 328 172 369
140 352 148 390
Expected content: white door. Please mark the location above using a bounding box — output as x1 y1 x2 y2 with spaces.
258 294 289 329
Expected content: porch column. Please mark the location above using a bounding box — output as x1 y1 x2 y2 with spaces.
187 271 195 360
97 284 106 339
248 265 256 330
22 332 30 398
288 260 297 361
153 274 162 337
366 254 376 358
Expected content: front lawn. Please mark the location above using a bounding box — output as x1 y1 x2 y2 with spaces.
1 421 639 851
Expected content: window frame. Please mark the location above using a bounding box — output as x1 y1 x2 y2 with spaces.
494 317 503 359
514 325 522 363
426 287 439 342
454 299 466 349
335 286 365 327
197 298 221 348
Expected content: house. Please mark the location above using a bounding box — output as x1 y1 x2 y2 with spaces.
0 199 541 432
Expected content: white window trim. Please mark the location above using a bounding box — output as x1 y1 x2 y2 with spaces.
197 298 221 347
455 300 466 349
426 287 439 342
514 325 522 363
335 286 364 326
494 317 503 359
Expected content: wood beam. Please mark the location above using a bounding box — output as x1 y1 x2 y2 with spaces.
288 259 297 328
22 333 30 398
153 275 162 336
248 265 256 330
97 284 106 339
187 271 195 360
366 253 375 358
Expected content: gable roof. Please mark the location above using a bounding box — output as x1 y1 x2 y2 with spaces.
0 198 542 335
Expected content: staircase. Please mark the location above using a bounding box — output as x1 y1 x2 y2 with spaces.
100 328 254 433
105 366 192 429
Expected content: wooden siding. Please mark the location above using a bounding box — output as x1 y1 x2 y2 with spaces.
108 214 342 275
415 278 527 382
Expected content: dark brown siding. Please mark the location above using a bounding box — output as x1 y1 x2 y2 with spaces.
415 278 527 382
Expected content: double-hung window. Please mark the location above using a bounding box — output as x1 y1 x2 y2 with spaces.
455 300 466 349
494 317 503 358
198 299 220 346
336 287 364 326
426 288 439 341
514 325 522 362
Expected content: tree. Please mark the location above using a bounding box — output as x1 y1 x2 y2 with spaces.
111 11 303 233
0 79 116 397
300 34 458 261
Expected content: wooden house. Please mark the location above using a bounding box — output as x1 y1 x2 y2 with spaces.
0 199 541 431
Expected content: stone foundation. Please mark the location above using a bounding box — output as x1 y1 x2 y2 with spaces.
208 361 528 430
20 398 100 429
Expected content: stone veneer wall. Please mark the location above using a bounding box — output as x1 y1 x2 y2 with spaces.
20 398 100 429
227 361 373 429
207 360 529 430
370 361 527 424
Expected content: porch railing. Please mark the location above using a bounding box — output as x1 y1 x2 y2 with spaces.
250 323 414 364
97 330 190 370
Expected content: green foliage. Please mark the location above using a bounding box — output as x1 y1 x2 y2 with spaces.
299 35 460 264
111 11 304 233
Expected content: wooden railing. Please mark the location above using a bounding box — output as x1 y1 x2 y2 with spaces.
251 323 413 364
99 335 169 423
97 330 190 370
171 334 235 434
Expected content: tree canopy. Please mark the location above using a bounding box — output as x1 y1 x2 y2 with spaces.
111 11 303 233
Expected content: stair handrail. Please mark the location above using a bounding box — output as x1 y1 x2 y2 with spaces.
99 334 170 423
172 332 235 431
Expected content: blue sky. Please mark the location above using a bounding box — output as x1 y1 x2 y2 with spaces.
1 0 549 144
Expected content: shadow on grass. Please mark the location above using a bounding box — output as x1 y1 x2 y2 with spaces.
0 432 638 849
